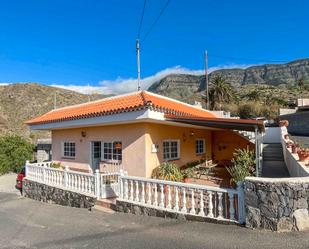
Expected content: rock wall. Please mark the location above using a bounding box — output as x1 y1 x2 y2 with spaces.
245 177 309 232
23 179 96 209
116 200 234 225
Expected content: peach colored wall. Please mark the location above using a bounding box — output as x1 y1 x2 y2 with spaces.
211 130 254 164
144 123 212 177
51 123 147 176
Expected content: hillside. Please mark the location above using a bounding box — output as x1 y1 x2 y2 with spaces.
149 58 309 103
0 83 107 139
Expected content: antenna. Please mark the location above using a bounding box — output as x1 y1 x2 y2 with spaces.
136 39 141 91
205 50 209 110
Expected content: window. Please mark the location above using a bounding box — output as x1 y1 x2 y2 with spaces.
92 141 101 159
102 141 122 161
163 140 180 160
196 139 205 155
62 142 75 158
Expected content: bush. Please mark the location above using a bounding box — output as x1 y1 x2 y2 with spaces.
0 134 34 175
151 162 183 182
227 148 255 185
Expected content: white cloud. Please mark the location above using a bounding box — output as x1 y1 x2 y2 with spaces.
0 83 10 86
51 63 253 95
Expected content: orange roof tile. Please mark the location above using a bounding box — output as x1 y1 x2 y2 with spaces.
26 91 215 125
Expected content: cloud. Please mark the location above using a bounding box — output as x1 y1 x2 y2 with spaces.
0 83 10 86
52 63 253 95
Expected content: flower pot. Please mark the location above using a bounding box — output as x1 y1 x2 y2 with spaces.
292 145 299 154
183 178 190 183
297 151 309 162
284 134 289 140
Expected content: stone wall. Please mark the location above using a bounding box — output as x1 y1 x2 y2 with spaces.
245 177 309 232
116 200 234 225
23 179 96 209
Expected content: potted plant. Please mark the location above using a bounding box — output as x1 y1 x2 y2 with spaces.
151 162 183 182
286 141 293 149
292 143 299 154
297 148 309 162
284 134 289 140
182 167 196 183
279 120 289 127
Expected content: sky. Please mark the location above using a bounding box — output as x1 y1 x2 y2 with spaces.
0 0 308 94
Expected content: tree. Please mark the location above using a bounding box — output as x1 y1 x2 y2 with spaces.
0 134 34 175
246 90 262 102
209 75 234 110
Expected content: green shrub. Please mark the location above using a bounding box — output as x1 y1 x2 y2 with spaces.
0 134 34 175
152 162 183 182
50 162 62 169
227 148 255 184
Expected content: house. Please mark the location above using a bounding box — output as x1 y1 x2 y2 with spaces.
26 91 264 177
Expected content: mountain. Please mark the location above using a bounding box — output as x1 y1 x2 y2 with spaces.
0 83 108 139
148 58 309 102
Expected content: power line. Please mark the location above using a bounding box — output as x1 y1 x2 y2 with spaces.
141 0 171 42
209 54 288 63
137 0 147 39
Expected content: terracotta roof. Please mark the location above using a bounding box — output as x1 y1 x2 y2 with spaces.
26 91 216 125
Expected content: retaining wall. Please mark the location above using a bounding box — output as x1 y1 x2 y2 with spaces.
245 177 309 232
23 178 96 209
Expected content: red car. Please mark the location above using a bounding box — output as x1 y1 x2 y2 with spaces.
15 167 25 191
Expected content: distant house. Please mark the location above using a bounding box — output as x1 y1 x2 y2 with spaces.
26 91 264 177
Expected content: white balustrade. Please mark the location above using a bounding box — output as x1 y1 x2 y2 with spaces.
119 175 240 223
25 162 244 224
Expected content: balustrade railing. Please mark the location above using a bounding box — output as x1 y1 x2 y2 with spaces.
25 163 245 224
119 175 245 223
26 162 96 196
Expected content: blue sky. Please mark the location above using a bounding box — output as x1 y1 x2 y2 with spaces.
0 0 308 94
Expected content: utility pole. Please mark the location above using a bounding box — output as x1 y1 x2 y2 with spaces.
54 91 57 109
204 50 209 110
136 39 141 91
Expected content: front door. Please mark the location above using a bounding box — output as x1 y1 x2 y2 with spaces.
90 141 101 171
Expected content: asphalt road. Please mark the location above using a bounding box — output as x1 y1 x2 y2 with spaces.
1 192 309 249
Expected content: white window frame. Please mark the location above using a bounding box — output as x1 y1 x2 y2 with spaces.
195 138 205 155
101 141 122 162
163 139 180 161
62 141 76 159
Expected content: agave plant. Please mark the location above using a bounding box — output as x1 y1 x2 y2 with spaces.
151 162 183 182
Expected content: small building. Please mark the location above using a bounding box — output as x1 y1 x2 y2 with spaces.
26 91 264 177
35 138 52 163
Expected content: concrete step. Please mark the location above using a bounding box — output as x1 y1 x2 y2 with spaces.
95 198 117 211
262 161 290 178
93 205 115 214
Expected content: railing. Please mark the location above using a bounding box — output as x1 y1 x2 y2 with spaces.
26 162 96 196
100 160 122 173
118 175 245 224
25 162 245 224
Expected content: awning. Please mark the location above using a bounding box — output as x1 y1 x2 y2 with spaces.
165 115 265 132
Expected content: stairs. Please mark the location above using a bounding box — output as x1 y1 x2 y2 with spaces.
94 198 117 213
262 144 289 177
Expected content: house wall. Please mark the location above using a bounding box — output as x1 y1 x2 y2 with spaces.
144 123 213 177
211 131 254 164
51 123 147 176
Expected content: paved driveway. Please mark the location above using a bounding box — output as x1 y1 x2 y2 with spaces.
0 192 309 249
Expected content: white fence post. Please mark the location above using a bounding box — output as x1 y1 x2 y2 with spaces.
95 169 100 198
64 166 69 188
237 181 245 224
25 160 29 178
42 164 47 183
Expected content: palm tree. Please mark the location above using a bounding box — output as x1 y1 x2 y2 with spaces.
246 90 262 102
209 75 234 110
